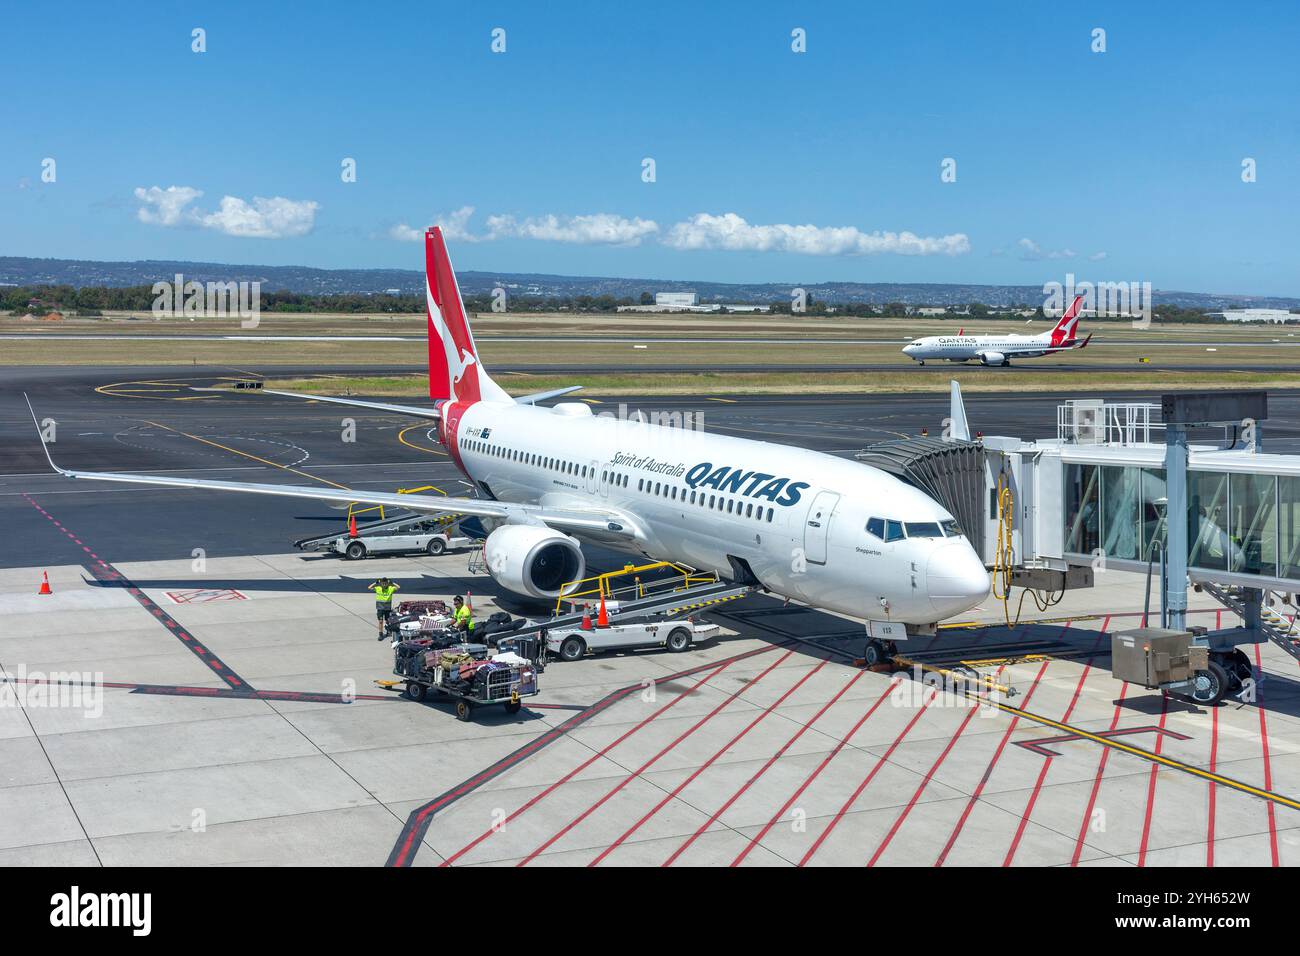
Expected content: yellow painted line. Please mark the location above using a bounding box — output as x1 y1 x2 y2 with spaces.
579 398 603 405
707 397 737 403
982 695 1300 813
397 423 447 457
142 420 354 491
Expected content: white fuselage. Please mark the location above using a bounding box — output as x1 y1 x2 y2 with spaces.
903 332 1058 363
450 400 989 625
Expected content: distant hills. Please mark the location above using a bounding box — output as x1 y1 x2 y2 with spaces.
1 254 1297 310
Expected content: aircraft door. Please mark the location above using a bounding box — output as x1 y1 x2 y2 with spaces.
585 460 600 495
803 491 840 565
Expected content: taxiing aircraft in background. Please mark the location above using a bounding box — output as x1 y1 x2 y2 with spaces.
902 295 1090 366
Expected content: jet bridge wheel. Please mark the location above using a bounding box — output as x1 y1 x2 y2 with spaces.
1188 661 1231 706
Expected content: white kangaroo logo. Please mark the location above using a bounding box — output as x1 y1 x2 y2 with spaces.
450 348 477 384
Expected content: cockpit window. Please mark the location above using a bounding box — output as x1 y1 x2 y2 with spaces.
904 521 944 538
941 519 963 538
868 518 907 542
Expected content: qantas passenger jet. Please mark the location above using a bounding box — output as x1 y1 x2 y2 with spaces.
902 295 1090 366
30 228 988 630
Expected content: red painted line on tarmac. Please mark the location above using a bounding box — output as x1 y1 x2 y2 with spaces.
1137 693 1171 866
591 660 830 866
516 651 794 866
22 494 247 689
394 644 783 867
437 655 740 868
1003 624 1106 866
1207 705 1218 867
665 669 866 867
1070 681 1128 866
866 682 990 867
730 675 901 867
1252 643 1280 866
935 659 1051 866
798 684 935 866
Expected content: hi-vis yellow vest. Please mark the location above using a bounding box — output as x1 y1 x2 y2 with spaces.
374 585 398 603
455 604 474 629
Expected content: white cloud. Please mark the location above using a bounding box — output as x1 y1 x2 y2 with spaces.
133 185 318 238
1088 251 1108 261
662 212 970 256
1017 238 1077 261
388 223 424 242
389 207 658 246
134 185 203 226
485 212 659 245
197 195 318 238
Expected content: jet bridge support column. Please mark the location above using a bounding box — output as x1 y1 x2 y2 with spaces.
1163 423 1189 631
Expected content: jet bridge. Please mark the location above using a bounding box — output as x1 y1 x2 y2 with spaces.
959 384 1300 703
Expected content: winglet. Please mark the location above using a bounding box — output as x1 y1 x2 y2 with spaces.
1078 332 1093 350
949 380 971 441
24 393 71 476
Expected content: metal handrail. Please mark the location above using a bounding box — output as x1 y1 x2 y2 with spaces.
553 560 719 614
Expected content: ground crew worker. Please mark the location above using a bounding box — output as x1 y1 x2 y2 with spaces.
369 577 400 638
453 594 474 634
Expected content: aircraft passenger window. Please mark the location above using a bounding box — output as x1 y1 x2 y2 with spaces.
866 517 884 539
727 500 734 514
709 495 716 508
941 519 963 537
905 522 944 538
746 503 753 518
885 520 905 542
638 479 644 492
766 508 773 522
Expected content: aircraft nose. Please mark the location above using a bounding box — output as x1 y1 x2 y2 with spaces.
926 542 989 618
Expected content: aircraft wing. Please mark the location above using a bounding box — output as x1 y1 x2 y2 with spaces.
25 396 636 539
260 389 443 419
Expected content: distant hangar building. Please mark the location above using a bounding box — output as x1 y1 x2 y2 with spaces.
1216 308 1299 323
655 292 699 308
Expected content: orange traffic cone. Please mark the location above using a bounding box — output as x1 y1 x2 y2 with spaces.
38 571 52 595
348 515 358 537
597 593 609 628
580 605 592 631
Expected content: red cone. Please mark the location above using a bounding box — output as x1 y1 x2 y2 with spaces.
348 515 358 537
597 593 609 628
38 571 52 595
580 605 592 631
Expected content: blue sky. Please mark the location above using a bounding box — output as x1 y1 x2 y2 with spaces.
3 0 1298 294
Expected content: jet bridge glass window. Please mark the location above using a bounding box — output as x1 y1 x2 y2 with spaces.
1066 463 1097 554
1187 470 1230 572
1100 466 1140 561
1229 472 1277 578
904 522 943 538
1279 477 1300 580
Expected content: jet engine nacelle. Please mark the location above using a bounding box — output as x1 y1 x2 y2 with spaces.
482 524 586 599
978 351 1007 366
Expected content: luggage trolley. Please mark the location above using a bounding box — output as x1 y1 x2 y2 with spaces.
389 641 541 722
